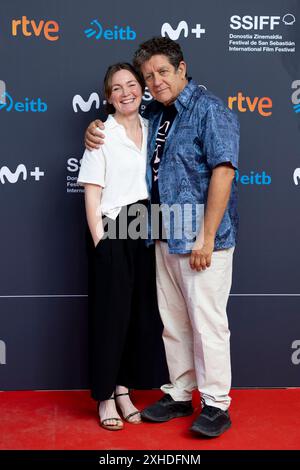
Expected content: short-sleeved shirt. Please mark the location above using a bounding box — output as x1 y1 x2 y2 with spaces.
77 114 149 219
144 80 240 254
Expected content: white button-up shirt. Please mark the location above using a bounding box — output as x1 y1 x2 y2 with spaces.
78 114 149 219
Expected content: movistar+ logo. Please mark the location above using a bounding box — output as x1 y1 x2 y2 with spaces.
0 164 44 184
161 20 206 40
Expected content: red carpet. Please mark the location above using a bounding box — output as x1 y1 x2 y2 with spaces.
0 389 299 450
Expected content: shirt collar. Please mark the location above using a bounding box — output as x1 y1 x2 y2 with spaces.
105 113 148 129
174 79 200 113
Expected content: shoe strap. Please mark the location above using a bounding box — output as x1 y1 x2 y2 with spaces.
102 418 122 424
125 410 141 421
115 392 130 397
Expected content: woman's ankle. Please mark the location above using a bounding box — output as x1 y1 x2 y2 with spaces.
115 385 129 395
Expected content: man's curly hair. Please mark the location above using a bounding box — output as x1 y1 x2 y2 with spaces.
133 37 186 74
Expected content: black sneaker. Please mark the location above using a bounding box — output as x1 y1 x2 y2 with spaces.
141 394 193 422
190 405 231 437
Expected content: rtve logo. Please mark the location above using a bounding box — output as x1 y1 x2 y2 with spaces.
11 16 59 41
230 14 296 31
228 92 272 117
84 19 136 40
291 80 300 113
0 164 44 184
161 20 205 40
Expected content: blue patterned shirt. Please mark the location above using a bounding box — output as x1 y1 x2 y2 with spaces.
144 79 240 254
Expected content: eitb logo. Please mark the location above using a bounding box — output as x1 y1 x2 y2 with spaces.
0 80 47 113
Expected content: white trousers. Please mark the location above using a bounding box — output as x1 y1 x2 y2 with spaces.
155 241 234 411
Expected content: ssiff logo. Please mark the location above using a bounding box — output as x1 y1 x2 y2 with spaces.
84 20 136 40
0 164 44 184
0 80 47 112
161 20 206 39
12 16 59 41
230 14 296 30
228 92 272 117
291 80 300 113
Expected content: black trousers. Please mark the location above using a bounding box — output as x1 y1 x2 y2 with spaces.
87 203 168 401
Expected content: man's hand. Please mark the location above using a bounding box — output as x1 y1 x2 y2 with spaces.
189 239 214 271
85 119 105 150
189 163 235 271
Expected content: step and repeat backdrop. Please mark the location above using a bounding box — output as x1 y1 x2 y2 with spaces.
1 0 300 390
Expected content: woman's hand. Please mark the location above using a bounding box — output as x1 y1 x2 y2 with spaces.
84 184 104 245
93 237 101 248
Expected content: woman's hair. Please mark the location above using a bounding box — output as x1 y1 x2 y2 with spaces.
104 62 145 114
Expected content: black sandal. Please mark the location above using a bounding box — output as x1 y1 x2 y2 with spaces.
97 397 124 431
114 392 142 424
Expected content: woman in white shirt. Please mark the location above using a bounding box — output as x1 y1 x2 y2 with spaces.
78 63 166 431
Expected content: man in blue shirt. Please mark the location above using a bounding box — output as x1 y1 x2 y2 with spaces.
85 37 239 438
